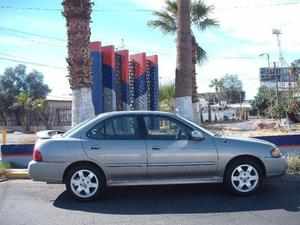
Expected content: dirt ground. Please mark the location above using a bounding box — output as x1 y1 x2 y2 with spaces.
200 117 300 137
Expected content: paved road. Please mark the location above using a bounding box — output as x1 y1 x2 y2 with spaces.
0 176 299 225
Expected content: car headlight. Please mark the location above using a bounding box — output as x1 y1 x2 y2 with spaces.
271 147 282 158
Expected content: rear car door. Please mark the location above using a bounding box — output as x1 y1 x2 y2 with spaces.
82 115 147 182
143 115 218 179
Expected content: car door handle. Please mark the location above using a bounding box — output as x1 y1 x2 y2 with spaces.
90 145 101 150
151 147 161 151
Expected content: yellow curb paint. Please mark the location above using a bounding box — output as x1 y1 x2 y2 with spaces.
2 128 7 145
5 172 30 179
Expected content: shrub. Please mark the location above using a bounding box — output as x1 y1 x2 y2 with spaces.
0 162 11 177
287 155 300 174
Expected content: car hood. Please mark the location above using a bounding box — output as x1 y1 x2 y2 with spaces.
212 135 276 157
223 136 276 147
213 135 277 148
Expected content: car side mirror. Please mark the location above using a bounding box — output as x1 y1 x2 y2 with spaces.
191 131 205 141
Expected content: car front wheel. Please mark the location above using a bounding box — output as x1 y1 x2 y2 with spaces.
66 165 105 201
224 158 263 195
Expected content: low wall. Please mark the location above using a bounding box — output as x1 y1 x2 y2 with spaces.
255 134 300 155
1 144 34 168
1 135 300 169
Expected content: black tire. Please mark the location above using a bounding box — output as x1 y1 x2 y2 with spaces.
65 164 105 201
224 158 263 196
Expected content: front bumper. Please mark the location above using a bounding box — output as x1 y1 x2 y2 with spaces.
28 160 68 183
263 156 288 178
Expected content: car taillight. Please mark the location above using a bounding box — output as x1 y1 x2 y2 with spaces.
33 147 43 162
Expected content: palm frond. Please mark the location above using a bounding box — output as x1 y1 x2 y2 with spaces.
195 43 207 65
196 18 219 31
165 0 178 16
148 10 177 34
191 0 219 30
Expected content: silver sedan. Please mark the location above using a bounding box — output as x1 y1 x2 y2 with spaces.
28 111 287 201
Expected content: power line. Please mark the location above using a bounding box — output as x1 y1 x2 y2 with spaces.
2 34 65 48
217 1 300 10
0 26 65 42
0 5 152 12
0 56 65 70
1 1 300 12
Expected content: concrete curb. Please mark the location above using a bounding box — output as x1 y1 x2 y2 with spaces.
5 169 30 179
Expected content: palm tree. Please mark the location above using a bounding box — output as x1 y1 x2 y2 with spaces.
62 0 95 126
10 92 32 133
31 99 51 130
148 0 218 120
159 83 175 112
209 78 222 105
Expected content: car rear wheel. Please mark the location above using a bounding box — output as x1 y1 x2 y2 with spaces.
66 165 105 201
224 158 263 195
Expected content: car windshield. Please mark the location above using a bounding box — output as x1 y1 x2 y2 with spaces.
177 115 216 137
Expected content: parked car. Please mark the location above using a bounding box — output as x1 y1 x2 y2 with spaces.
28 111 287 201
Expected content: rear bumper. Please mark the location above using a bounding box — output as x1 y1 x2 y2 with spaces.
28 160 68 183
263 156 288 178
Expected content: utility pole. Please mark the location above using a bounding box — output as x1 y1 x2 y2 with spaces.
272 29 291 129
274 62 279 104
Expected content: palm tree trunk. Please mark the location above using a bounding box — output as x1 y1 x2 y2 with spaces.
174 0 194 121
191 35 201 124
62 0 95 126
208 101 212 123
191 35 198 104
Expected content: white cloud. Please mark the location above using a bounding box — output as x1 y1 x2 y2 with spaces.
211 0 300 44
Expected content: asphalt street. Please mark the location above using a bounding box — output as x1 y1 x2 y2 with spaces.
0 175 299 225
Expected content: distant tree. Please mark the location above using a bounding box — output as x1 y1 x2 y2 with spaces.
251 86 275 116
0 64 51 126
292 59 300 66
291 59 300 90
10 92 32 132
31 99 51 130
209 78 222 104
25 70 51 99
218 74 245 104
159 83 175 112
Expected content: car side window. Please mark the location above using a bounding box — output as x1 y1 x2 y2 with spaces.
143 116 190 140
86 121 105 139
105 116 138 138
87 116 139 139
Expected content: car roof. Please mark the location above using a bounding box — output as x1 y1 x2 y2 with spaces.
96 110 176 118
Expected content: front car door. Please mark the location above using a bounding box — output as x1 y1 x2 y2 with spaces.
82 115 147 183
142 115 218 179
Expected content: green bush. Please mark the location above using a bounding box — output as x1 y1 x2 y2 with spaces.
0 162 11 177
287 155 300 174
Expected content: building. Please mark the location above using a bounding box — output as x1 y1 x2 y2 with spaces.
90 41 159 114
259 67 300 91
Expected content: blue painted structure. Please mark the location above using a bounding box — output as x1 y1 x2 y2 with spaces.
255 134 300 147
89 41 159 113
90 42 103 114
1 144 34 168
147 55 159 111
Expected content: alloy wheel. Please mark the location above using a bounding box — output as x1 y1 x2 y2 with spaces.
231 164 259 193
70 169 99 198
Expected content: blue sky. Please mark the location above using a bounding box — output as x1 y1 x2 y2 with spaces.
0 0 299 99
